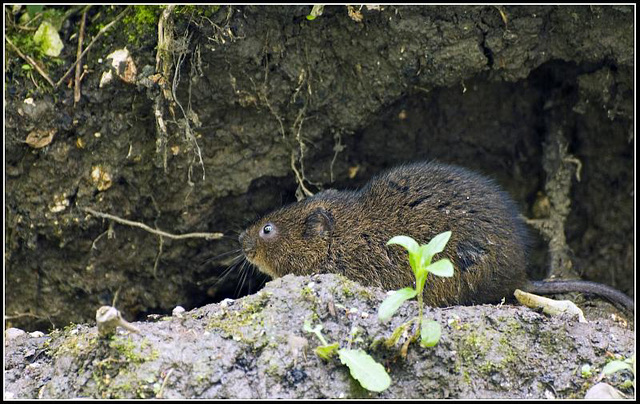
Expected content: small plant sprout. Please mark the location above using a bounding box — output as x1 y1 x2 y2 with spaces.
303 319 391 392
302 319 339 360
378 231 454 349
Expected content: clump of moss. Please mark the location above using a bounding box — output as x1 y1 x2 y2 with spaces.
89 335 159 398
174 5 221 18
47 324 98 359
207 291 272 343
121 5 164 44
109 335 159 364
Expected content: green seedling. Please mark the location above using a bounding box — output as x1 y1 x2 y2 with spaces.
303 319 391 392
378 231 454 349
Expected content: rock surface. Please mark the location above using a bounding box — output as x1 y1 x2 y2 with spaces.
4 274 635 399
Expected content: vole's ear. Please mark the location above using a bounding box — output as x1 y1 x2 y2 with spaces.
304 207 334 239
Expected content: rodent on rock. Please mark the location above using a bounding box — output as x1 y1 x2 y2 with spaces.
239 161 634 311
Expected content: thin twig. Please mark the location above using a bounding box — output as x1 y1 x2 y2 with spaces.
74 6 90 105
6 37 55 87
81 207 224 240
55 6 131 88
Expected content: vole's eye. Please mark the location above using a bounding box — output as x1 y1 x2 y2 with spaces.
259 222 277 239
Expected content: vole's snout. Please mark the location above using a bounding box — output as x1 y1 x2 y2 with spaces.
238 230 256 259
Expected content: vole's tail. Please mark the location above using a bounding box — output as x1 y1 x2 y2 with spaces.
526 280 634 313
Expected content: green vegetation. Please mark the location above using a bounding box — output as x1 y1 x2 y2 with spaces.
174 5 220 18
379 231 454 348
306 5 325 21
303 319 391 393
121 5 163 44
603 354 635 390
7 6 66 61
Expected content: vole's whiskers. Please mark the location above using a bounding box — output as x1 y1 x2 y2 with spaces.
199 253 243 286
235 259 250 298
217 255 244 285
225 228 242 238
199 248 242 268
257 272 269 290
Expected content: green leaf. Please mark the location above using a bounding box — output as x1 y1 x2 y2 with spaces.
602 360 633 375
338 349 391 392
408 253 419 276
422 231 452 259
387 235 420 256
418 244 432 268
420 320 441 347
377 287 417 322
33 21 64 57
426 258 454 278
26 5 44 17
315 343 339 360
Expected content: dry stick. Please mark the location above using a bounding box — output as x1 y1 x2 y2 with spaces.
55 6 131 88
81 207 224 240
6 37 55 87
74 6 90 104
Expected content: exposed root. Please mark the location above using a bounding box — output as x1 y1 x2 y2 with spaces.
171 27 206 182
82 205 223 276
330 131 345 183
153 235 164 278
81 207 223 240
201 7 240 45
90 223 115 250
153 95 169 172
155 5 206 182
290 152 314 199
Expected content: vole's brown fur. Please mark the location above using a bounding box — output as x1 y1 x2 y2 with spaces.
240 161 634 310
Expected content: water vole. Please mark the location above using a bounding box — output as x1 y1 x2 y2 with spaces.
239 161 633 311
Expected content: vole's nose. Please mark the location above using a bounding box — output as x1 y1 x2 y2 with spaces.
238 231 255 255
